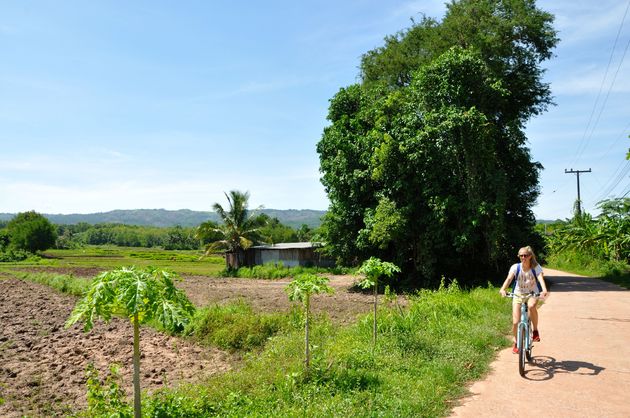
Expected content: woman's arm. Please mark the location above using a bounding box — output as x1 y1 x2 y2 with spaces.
537 269 549 297
499 271 515 297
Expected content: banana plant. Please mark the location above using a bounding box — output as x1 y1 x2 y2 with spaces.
285 273 333 373
357 257 400 347
66 266 195 418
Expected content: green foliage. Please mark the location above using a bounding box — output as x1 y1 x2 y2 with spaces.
57 223 202 250
6 211 57 253
318 0 557 286
544 198 630 288
66 266 196 418
185 300 290 351
546 198 630 263
66 266 195 333
357 257 401 289
318 48 540 286
81 363 132 418
10 271 91 296
205 190 267 270
285 273 334 373
134 285 508 417
221 262 351 280
285 273 334 304
357 257 401 346
0 248 33 262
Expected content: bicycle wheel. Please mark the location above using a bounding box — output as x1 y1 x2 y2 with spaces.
525 320 533 362
518 326 526 377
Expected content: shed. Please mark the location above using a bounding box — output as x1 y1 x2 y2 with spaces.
244 242 334 268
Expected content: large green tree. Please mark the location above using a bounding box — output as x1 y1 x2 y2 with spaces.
6 211 57 253
317 0 557 286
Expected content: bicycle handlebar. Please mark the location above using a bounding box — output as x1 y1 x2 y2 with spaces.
504 291 540 298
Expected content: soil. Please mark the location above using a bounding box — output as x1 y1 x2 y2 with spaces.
0 268 376 417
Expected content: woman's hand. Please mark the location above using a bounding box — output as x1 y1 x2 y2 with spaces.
499 289 507 297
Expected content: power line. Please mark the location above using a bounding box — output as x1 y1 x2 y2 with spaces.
593 160 630 203
570 0 630 167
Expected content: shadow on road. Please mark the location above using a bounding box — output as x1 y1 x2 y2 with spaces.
523 355 605 381
545 275 627 293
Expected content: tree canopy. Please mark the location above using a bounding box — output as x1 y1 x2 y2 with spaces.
317 0 557 286
204 190 267 269
6 211 57 253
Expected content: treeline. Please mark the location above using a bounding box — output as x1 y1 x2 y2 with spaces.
56 215 316 250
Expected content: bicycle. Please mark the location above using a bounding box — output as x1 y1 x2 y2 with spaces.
506 291 540 377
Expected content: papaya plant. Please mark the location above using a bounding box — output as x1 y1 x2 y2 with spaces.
65 266 195 418
285 273 334 373
357 257 400 347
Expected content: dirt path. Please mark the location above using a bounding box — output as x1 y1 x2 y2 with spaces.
450 268 630 418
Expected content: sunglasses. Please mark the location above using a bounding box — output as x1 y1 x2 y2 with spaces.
518 254 530 258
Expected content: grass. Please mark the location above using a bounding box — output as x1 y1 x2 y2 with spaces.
136 281 510 417
6 271 92 296
185 300 293 352
0 246 225 277
223 261 354 280
545 250 630 289
2 246 513 417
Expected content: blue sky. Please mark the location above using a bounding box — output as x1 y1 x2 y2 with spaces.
1 1 628 220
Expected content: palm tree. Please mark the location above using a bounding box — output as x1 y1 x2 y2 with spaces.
204 190 266 269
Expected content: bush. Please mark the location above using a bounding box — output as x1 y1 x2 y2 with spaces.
6 211 57 253
0 248 33 263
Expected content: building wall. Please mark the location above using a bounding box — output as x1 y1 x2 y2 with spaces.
248 247 334 267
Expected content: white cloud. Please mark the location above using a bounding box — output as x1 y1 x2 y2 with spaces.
549 1 630 46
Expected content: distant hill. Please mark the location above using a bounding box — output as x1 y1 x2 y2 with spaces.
0 209 326 229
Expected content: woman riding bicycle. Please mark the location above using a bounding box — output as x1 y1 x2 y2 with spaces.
499 246 549 353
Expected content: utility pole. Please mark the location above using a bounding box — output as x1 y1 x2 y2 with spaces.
564 168 592 216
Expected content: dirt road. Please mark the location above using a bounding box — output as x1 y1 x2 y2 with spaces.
450 268 630 418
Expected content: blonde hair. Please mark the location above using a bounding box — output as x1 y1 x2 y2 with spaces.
519 246 539 269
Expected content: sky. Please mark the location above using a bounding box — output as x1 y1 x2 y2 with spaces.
1 0 628 220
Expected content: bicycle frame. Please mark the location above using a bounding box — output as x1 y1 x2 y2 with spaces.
506 292 538 377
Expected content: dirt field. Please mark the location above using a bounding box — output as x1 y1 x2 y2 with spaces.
0 269 374 417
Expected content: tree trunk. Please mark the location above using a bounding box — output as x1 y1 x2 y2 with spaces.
133 314 141 418
373 279 378 347
305 295 310 373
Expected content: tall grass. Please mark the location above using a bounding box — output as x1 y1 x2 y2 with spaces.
222 262 353 280
7 271 92 296
184 300 293 351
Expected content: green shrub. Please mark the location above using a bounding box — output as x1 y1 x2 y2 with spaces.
78 363 132 418
0 249 33 262
185 300 290 351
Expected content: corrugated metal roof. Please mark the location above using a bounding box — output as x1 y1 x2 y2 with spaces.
250 242 323 250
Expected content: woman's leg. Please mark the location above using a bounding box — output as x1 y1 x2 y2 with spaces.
511 302 521 342
528 298 539 330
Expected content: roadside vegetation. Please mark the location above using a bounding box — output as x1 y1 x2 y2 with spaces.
540 198 629 288
78 281 509 417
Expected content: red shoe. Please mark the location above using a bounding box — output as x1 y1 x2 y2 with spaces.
512 343 519 354
533 330 540 342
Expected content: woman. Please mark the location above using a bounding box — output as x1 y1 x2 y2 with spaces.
499 246 549 353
